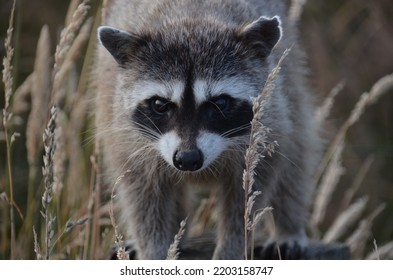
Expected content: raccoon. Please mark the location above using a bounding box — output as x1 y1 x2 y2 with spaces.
95 0 321 259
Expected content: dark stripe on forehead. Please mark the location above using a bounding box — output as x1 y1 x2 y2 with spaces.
182 68 196 114
176 68 199 145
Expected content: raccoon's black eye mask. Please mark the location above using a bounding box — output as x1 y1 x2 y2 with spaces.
133 93 252 139
146 94 234 119
150 97 175 116
209 95 231 113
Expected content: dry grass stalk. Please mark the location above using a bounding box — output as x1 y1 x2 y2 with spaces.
315 73 393 182
64 121 86 204
62 30 92 193
12 72 34 119
2 1 15 113
315 81 345 124
0 191 12 255
166 218 188 260
85 152 102 260
0 204 5 256
57 15 93 203
67 16 95 127
242 48 291 259
345 221 369 258
49 217 88 257
33 226 42 260
21 24 51 260
37 4 93 258
266 211 282 260
289 0 307 22
56 17 93 108
2 0 16 260
341 155 374 210
53 123 65 196
102 0 109 19
65 0 83 26
83 155 97 259
0 192 9 204
345 203 385 258
41 106 57 259
54 0 90 73
27 25 51 167
372 239 379 260
0 185 23 220
250 207 273 231
322 197 368 243
109 171 131 260
45 8 93 232
311 139 345 232
250 206 273 260
366 241 393 260
41 106 57 209
41 109 87 258
52 0 90 105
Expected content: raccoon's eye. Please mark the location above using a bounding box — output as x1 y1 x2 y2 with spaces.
210 95 231 112
150 97 174 115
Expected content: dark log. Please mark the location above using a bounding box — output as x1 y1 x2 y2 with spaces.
110 234 350 260
179 235 350 260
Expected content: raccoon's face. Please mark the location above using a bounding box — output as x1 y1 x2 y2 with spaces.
98 16 281 172
130 79 254 172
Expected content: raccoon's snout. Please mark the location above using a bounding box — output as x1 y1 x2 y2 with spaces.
173 149 203 171
159 131 227 172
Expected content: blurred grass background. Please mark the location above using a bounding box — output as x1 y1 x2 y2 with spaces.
0 0 392 259
301 0 393 244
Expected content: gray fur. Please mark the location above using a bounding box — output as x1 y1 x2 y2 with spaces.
94 0 321 259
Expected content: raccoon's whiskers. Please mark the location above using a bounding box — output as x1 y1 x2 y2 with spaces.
205 163 220 178
116 143 157 175
131 120 161 141
135 108 163 135
209 101 226 118
173 170 186 185
221 124 251 138
258 157 275 173
91 121 132 136
275 151 301 170
221 152 244 173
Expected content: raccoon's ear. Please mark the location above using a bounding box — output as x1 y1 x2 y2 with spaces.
97 26 140 65
238 16 282 57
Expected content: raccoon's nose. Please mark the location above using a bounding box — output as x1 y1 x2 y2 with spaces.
173 149 203 171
